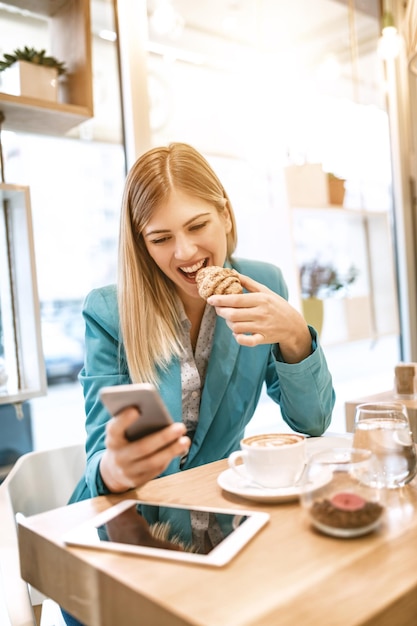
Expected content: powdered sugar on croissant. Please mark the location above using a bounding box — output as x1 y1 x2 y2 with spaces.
196 266 243 299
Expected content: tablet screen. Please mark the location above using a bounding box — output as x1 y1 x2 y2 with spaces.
64 499 269 567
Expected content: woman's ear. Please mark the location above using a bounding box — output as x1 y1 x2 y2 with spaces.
223 206 233 234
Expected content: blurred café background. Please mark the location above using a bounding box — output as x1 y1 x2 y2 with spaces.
1 0 417 469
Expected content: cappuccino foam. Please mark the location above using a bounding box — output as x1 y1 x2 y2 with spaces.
243 433 304 448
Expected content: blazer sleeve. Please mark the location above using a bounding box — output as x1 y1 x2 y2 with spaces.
265 328 335 435
71 285 130 501
233 258 335 436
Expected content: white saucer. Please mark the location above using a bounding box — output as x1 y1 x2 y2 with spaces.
305 434 352 459
217 467 302 502
217 435 353 504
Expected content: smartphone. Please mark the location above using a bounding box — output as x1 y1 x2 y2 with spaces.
99 383 174 441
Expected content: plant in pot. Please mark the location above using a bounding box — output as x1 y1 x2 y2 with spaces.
299 261 358 335
0 46 67 102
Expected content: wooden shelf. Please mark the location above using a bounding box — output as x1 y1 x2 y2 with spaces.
1 0 69 14
0 92 92 135
0 0 93 135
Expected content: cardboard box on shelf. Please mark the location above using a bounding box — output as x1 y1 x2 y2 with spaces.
327 174 345 205
285 164 345 207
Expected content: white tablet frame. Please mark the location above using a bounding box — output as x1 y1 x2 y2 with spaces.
63 499 269 567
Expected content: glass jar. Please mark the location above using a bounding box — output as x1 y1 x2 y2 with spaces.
299 447 384 538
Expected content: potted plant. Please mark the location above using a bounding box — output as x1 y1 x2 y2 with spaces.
0 46 67 102
299 261 358 335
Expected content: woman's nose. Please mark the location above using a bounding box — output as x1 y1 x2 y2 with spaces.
174 234 196 259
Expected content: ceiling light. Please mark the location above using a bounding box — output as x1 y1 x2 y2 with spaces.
150 0 185 39
378 12 401 60
98 29 117 42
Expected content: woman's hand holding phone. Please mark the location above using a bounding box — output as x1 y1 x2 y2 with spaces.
99 384 191 493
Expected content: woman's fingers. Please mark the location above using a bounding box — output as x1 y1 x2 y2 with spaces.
237 273 270 294
232 332 265 347
128 433 190 483
208 275 309 352
101 409 191 492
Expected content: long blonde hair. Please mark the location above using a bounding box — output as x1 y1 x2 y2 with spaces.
118 142 238 384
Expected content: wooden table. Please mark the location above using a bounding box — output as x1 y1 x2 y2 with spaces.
18 457 417 626
345 389 417 439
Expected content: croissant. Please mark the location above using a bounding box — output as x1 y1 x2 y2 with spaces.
196 266 243 300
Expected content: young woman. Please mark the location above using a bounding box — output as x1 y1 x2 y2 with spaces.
69 141 335 503
62 141 335 625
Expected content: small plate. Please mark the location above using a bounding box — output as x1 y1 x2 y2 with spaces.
305 434 352 459
217 435 353 504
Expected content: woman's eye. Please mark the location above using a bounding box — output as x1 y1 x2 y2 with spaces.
151 235 171 244
189 221 208 232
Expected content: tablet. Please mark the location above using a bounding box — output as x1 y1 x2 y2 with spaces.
63 499 269 567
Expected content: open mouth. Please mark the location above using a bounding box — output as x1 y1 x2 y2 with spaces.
178 259 208 281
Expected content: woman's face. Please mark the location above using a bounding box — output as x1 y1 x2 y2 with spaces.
143 188 232 305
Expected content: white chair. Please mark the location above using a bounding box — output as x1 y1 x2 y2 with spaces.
0 443 86 626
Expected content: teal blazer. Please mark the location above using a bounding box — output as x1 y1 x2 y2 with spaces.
69 258 335 503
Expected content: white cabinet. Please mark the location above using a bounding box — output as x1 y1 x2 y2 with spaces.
0 183 47 405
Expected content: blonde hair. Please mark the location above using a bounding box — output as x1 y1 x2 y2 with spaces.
118 142 238 384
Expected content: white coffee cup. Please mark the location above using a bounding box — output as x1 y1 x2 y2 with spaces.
228 433 306 489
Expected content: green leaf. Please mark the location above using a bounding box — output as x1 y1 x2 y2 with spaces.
0 46 66 74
